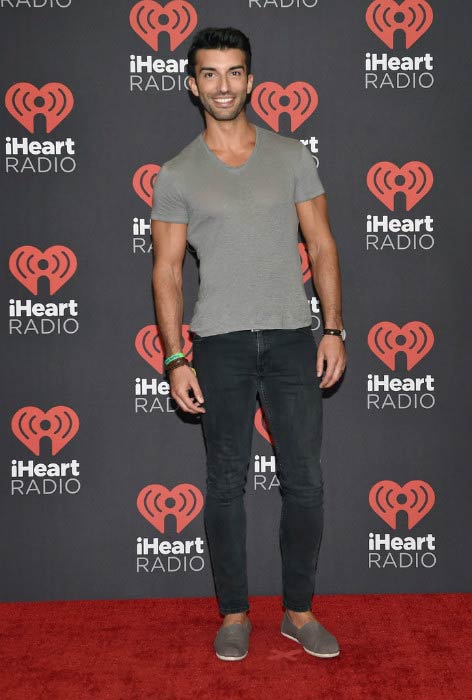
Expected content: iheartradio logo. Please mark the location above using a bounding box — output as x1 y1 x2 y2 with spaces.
367 161 433 212
9 245 77 295
135 323 194 373
368 321 434 371
137 483 203 533
133 164 160 207
5 82 74 134
369 480 435 529
251 81 319 132
129 0 197 51
366 0 433 50
11 405 79 456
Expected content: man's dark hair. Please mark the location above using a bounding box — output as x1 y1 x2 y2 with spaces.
187 27 252 79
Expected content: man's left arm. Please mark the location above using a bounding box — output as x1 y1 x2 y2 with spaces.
296 194 346 388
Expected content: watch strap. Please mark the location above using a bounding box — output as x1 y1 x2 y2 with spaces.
324 328 346 341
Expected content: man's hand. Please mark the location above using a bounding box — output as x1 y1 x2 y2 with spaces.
169 365 206 414
316 335 347 389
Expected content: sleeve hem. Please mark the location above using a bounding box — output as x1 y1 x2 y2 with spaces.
294 189 325 203
150 215 189 223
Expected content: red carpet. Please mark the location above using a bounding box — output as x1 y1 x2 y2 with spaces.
0 593 470 700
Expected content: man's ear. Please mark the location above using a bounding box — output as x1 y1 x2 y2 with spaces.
246 73 254 95
188 76 199 98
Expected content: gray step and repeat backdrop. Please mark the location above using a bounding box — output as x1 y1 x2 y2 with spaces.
1 1 471 603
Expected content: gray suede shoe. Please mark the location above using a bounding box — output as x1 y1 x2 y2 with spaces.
214 617 252 661
281 611 340 658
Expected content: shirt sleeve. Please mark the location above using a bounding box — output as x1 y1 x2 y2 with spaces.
294 143 325 203
150 164 189 223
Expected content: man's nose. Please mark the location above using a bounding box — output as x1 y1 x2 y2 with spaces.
218 75 229 92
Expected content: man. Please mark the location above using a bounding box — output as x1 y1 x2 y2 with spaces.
150 27 346 661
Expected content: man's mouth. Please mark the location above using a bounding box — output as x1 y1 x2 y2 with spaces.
213 96 235 106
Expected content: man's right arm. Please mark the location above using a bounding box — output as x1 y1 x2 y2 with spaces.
151 219 187 358
151 219 205 413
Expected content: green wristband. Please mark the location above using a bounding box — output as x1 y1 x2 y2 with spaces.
164 352 185 366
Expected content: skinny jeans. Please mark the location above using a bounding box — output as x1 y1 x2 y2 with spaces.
191 325 324 614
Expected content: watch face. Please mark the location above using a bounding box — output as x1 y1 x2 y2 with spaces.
341 329 347 341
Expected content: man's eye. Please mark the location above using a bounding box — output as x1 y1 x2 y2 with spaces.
232 71 242 76
204 73 213 78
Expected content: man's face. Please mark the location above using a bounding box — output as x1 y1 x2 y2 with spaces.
188 48 254 122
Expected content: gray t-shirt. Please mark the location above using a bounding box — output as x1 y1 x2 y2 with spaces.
150 123 325 337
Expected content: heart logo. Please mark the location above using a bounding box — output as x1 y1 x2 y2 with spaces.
369 480 435 529
137 483 204 533
129 0 198 52
366 0 433 50
254 406 274 445
367 161 433 212
11 405 80 456
133 164 160 207
5 82 74 134
298 242 312 283
251 81 318 133
9 245 77 295
368 321 434 371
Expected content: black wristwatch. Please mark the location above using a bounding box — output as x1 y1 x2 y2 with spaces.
323 327 347 341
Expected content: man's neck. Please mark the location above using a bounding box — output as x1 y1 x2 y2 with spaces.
202 114 255 152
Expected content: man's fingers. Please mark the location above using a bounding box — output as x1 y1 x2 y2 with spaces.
316 349 325 377
319 359 345 388
319 366 334 388
190 377 205 405
173 389 205 413
172 379 206 414
172 393 194 413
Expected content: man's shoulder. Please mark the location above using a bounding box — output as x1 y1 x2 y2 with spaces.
256 124 304 157
159 132 202 175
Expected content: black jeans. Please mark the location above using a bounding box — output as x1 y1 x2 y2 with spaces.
192 325 324 615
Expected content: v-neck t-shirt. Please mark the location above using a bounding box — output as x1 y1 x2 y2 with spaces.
150 124 325 337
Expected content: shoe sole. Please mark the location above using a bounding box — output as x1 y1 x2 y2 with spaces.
215 650 248 661
281 631 340 658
